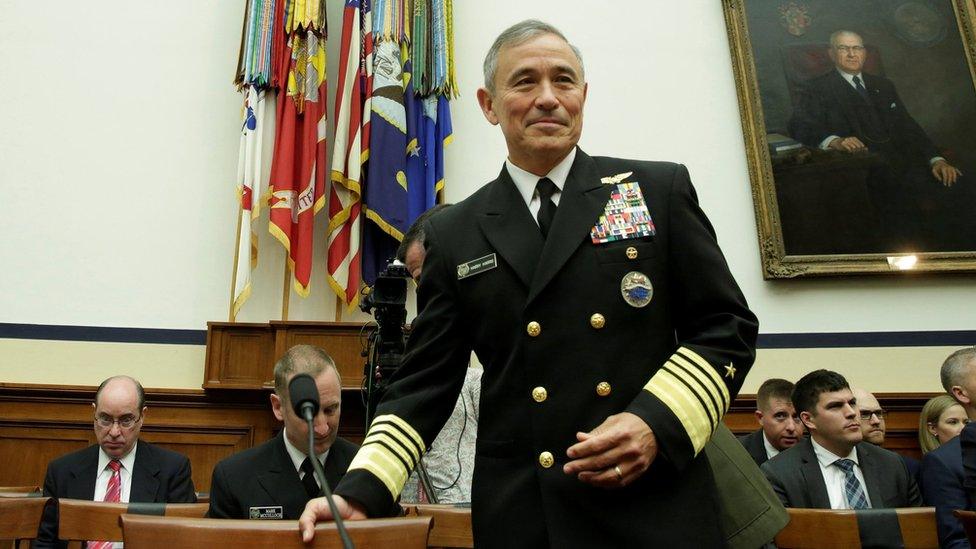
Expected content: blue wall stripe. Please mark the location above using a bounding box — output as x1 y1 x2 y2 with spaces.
0 323 207 346
0 323 972 349
758 331 976 349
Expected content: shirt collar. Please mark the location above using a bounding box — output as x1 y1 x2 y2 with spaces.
282 428 330 473
811 436 859 467
836 69 864 87
762 432 781 459
97 440 138 473
505 148 577 208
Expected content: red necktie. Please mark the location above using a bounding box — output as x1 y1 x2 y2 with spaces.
88 460 122 549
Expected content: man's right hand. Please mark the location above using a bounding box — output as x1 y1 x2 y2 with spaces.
298 495 368 542
828 136 868 153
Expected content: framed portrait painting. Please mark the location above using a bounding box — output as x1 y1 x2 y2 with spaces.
723 0 976 277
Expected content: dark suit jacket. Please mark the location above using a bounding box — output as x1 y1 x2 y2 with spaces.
337 150 759 548
921 435 971 549
35 441 195 548
738 428 770 467
789 70 938 162
761 437 922 509
207 432 358 520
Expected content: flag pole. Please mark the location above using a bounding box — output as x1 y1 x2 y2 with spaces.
281 261 291 320
228 209 244 322
334 299 343 322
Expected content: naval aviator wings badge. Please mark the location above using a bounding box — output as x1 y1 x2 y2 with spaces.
590 181 656 244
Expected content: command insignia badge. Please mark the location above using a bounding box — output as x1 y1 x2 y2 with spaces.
621 271 653 308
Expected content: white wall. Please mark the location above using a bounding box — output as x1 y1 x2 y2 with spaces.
0 1 972 387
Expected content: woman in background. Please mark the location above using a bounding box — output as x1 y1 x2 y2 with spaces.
919 394 970 454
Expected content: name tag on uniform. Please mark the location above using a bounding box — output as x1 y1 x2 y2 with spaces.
249 506 283 519
457 253 497 280
591 182 656 244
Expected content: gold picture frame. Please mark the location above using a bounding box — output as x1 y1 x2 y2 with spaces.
723 0 976 277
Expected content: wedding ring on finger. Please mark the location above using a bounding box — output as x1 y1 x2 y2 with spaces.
613 465 623 482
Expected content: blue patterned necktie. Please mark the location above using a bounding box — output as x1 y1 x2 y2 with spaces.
834 458 870 509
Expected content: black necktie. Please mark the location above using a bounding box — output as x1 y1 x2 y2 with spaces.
536 177 558 238
852 75 870 103
300 457 321 498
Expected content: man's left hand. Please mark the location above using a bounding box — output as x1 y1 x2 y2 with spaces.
932 159 962 187
563 412 657 488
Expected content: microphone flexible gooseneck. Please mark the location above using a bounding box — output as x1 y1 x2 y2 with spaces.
288 373 354 549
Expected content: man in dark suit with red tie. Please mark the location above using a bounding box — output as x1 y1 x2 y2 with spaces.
300 19 759 548
35 376 196 549
789 30 967 251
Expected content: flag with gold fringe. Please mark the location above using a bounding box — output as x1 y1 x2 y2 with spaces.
231 0 278 317
267 0 328 297
359 0 455 289
327 0 372 309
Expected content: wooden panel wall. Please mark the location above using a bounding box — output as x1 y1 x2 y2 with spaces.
0 383 933 493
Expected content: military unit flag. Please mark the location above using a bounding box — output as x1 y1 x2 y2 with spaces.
231 0 456 316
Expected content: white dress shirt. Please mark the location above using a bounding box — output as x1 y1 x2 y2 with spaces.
94 442 138 549
762 432 781 460
505 148 577 224
282 428 330 489
94 441 137 503
811 437 873 509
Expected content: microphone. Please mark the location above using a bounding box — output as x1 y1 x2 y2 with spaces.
287 374 354 549
289 372 320 421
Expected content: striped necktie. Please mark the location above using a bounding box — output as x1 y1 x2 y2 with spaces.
834 458 870 509
88 460 122 549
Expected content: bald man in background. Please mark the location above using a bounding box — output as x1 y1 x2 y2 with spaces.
35 376 195 548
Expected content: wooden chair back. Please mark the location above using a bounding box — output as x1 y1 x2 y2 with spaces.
404 504 473 548
954 510 976 546
775 507 938 549
0 496 50 542
120 515 433 549
0 486 41 496
57 499 209 546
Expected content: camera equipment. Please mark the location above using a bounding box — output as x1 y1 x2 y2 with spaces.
359 259 411 425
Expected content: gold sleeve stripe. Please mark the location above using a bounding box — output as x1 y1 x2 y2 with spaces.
347 443 411 499
643 347 732 455
365 423 423 464
362 432 417 470
646 370 713 453
677 347 730 409
344 414 428 500
668 356 722 423
371 414 425 452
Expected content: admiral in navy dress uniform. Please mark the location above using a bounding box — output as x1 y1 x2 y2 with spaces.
300 20 759 548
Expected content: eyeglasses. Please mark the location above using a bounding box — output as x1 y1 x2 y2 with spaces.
94 414 141 429
859 409 886 420
835 45 866 54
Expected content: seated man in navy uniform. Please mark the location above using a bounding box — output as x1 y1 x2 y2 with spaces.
207 345 358 519
300 19 759 548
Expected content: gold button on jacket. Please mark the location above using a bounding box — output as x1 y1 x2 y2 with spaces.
626 246 638 259
526 321 541 337
596 382 612 397
538 451 554 468
590 313 605 329
532 386 548 402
